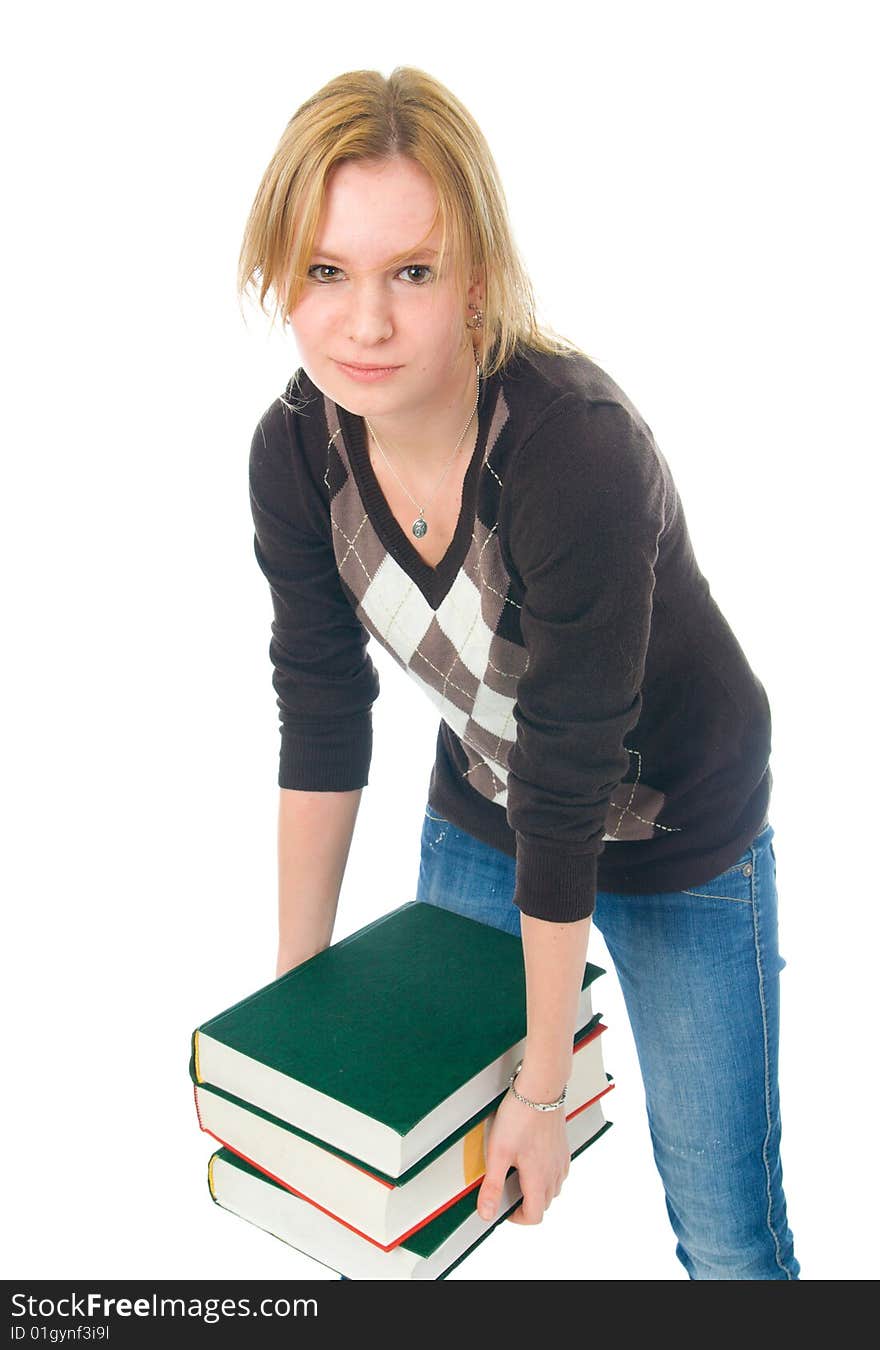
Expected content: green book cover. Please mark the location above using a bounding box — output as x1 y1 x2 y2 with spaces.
191 901 604 1169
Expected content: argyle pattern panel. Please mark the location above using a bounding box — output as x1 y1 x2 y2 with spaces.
321 392 666 843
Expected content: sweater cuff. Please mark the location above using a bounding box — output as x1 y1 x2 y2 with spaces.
512 835 598 922
278 718 372 791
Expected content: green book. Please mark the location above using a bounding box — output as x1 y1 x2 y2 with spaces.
191 900 604 1177
207 1098 613 1280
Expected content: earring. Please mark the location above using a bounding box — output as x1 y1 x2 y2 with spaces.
465 304 484 330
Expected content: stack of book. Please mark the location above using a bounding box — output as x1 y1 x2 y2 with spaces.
190 900 614 1280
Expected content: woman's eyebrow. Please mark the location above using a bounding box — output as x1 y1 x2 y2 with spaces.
310 247 439 265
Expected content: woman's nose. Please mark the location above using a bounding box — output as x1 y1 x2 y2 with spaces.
346 283 393 346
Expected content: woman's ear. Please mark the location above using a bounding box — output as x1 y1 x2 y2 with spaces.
467 270 485 311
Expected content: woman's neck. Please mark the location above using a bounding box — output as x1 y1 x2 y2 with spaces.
363 353 480 469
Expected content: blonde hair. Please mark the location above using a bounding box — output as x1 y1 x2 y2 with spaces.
237 66 586 379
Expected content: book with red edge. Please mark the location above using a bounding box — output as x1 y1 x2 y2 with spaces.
194 1017 613 1250
206 1096 613 1280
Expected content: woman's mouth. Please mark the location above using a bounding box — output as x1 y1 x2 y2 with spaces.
333 360 403 382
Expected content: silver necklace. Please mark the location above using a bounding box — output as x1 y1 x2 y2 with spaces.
364 362 481 539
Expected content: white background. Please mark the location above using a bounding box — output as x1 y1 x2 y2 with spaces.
4 0 877 1283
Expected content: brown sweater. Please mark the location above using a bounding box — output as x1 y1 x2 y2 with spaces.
248 345 772 922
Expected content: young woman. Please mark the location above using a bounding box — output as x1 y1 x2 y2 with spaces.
239 66 799 1280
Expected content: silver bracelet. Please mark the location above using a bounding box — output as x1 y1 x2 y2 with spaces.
507 1060 568 1112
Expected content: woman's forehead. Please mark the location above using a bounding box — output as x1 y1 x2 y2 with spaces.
313 157 443 267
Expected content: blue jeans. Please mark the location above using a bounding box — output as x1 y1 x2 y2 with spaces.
413 805 800 1281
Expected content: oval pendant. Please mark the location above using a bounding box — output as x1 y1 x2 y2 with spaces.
412 516 428 539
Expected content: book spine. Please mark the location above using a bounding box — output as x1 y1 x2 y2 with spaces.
190 1029 202 1084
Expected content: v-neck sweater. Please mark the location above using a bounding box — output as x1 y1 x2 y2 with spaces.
248 345 772 923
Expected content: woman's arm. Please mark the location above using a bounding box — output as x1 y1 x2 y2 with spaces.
477 913 592 1225
476 401 663 1220
249 400 379 979
519 913 592 1090
276 786 363 976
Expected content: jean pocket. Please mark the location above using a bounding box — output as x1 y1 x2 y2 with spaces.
681 849 754 902
421 805 452 855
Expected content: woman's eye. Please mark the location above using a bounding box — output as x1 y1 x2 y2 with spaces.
306 263 433 285
399 264 433 285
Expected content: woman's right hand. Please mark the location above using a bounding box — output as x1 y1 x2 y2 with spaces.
275 940 329 980
274 786 361 980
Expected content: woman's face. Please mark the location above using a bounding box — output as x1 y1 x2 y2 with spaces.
286 154 480 421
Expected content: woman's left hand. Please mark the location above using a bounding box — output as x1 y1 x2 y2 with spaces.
476 1081 570 1226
